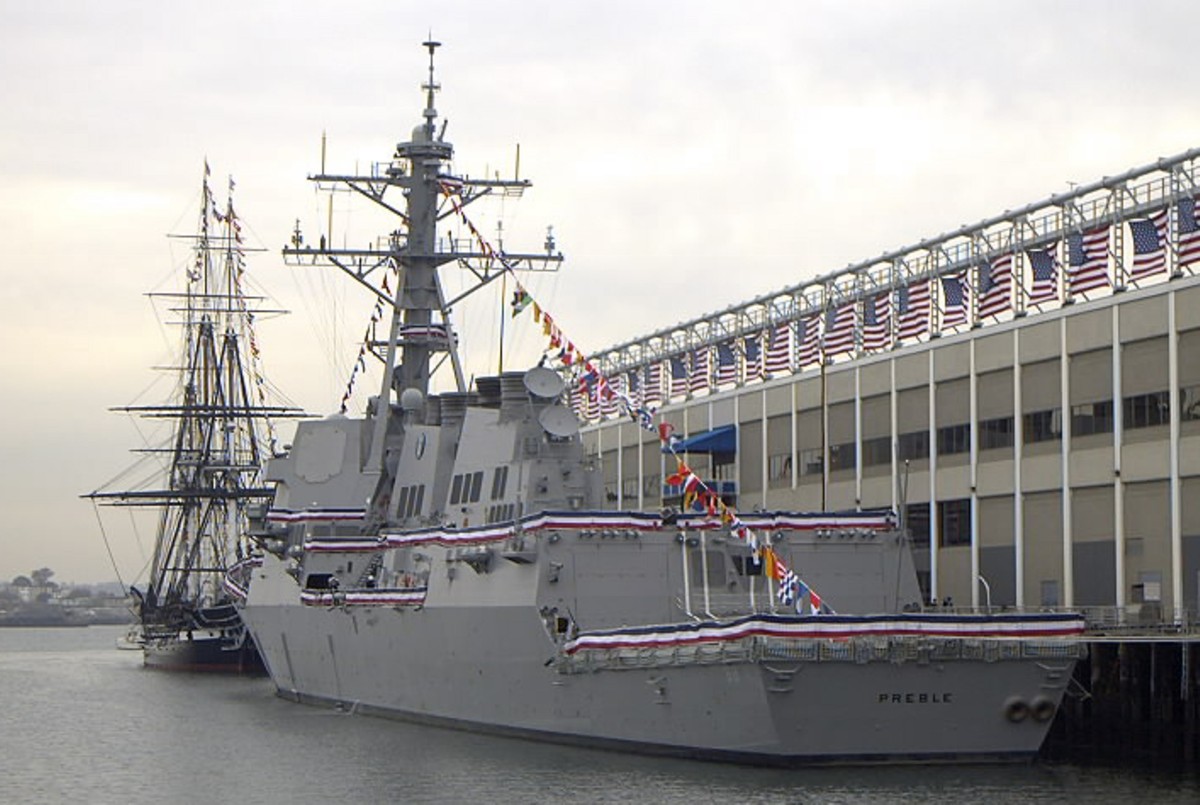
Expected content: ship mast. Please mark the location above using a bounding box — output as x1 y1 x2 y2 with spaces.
86 169 304 614
283 40 564 473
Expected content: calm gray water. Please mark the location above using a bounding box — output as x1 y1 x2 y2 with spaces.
1 625 1196 804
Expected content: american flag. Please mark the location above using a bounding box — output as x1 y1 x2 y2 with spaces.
584 377 599 420
689 347 710 393
716 341 738 386
669 355 688 399
569 384 585 418
1178 196 1200 267
599 378 618 417
1129 209 1169 280
1067 226 1110 295
941 274 968 329
643 362 663 406
1026 246 1058 306
896 278 930 341
626 369 642 409
823 301 856 356
797 313 821 367
861 291 891 352
764 322 792 375
744 334 763 381
977 254 1012 320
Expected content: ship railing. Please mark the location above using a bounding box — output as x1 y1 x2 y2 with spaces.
909 604 1200 637
679 592 1200 635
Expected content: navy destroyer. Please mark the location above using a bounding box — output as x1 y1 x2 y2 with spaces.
235 42 1085 763
87 169 302 672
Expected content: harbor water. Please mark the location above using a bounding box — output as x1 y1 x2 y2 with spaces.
2 625 1196 804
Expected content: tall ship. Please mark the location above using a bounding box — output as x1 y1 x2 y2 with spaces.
87 169 302 672
235 42 1086 763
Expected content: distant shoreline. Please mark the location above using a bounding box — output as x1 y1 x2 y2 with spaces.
0 607 132 629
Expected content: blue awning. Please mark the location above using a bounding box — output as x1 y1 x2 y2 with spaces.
662 424 737 455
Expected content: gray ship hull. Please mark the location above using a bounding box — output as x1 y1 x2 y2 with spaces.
240 542 1082 765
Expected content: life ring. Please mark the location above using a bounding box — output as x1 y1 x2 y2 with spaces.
1031 696 1057 722
1003 696 1029 723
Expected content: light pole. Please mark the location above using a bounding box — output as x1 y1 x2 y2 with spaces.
977 574 992 613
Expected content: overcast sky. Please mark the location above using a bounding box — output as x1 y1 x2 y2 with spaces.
3 0 1198 585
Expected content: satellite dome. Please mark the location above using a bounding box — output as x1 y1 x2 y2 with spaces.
400 387 425 412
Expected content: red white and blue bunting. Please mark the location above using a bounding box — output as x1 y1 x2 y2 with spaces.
562 611 1086 655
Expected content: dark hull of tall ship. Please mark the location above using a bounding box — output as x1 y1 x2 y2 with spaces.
141 631 264 673
139 604 265 673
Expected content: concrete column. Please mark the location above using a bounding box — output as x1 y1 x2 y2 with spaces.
1061 316 1074 608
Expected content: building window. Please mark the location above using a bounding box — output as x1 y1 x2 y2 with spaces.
905 503 931 546
1181 385 1200 421
768 453 792 484
642 473 661 498
799 448 823 476
936 423 970 455
621 477 638 500
978 416 1014 450
1040 580 1060 608
829 442 856 471
1071 400 1113 437
897 430 929 462
1123 390 1170 429
937 498 971 547
862 436 891 467
1023 408 1062 443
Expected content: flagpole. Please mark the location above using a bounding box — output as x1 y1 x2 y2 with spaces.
820 353 828 511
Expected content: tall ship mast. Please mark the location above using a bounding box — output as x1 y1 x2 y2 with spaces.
234 43 1086 763
87 168 303 671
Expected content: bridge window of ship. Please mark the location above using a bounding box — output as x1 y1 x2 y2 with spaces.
395 484 425 519
490 466 509 500
468 471 484 502
450 474 464 504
